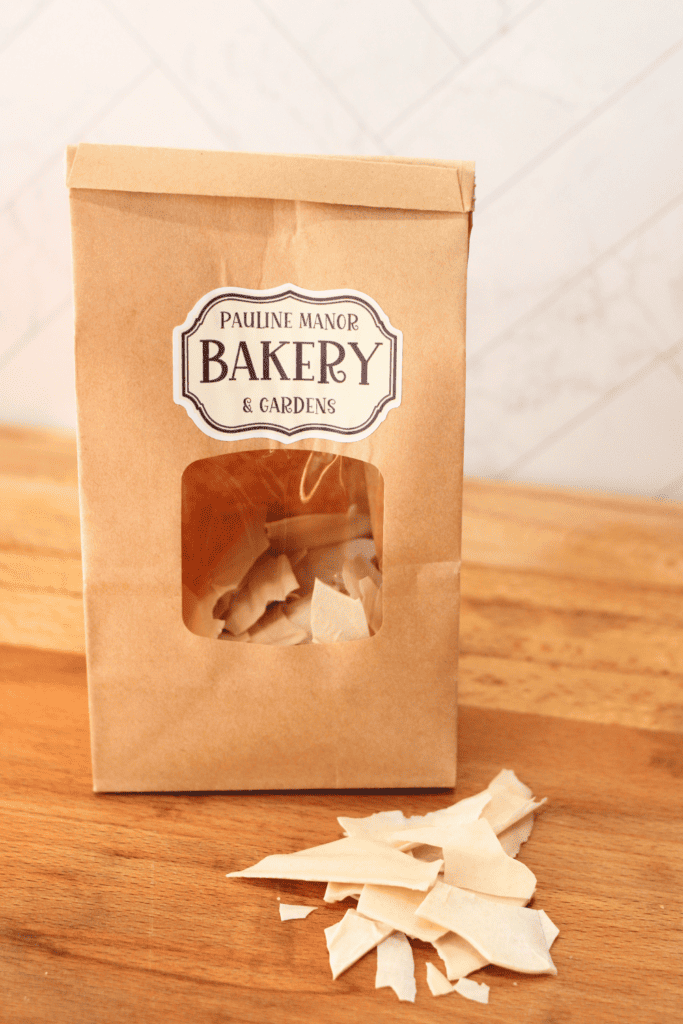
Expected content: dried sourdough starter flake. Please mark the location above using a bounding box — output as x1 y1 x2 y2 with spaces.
428 954 493 1003
426 961 456 996
433 901 560 981
417 882 557 975
539 909 561 948
497 812 536 857
412 788 494 825
224 553 299 635
279 904 317 920
246 605 308 646
324 882 363 903
266 510 372 553
454 977 490 1004
356 884 450 943
227 837 442 889
433 931 490 981
441 818 537 900
183 584 230 640
310 578 369 643
338 788 492 845
337 809 408 840
283 593 313 635
490 768 532 798
325 909 393 979
386 795 495 851
358 575 382 636
459 888 530 907
375 932 416 1003
481 770 546 834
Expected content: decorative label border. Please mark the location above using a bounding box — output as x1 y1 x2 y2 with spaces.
173 283 403 443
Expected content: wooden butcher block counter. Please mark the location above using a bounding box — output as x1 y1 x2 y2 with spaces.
1 424 682 1024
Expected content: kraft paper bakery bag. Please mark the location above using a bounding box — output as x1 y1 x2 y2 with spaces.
66 144 474 792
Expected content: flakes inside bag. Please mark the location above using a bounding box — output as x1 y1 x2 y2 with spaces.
182 583 230 640
240 603 307 646
341 549 383 635
224 553 299 635
182 450 383 644
227 769 557 1005
267 509 372 553
358 576 382 636
311 578 369 643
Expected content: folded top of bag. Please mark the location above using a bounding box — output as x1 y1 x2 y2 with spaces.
66 144 474 214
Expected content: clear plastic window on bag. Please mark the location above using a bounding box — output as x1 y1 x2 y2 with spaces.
182 450 384 645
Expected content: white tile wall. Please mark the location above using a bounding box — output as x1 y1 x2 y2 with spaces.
513 361 683 495
466 42 683 357
465 199 683 477
0 302 76 429
0 0 150 205
1 0 682 499
256 0 458 134
412 0 535 61
0 160 73 362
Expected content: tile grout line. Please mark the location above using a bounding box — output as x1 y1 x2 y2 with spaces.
478 35 683 212
408 0 465 60
99 0 234 146
658 362 683 493
656 467 683 500
1 63 155 215
252 0 388 152
493 337 683 481
380 0 549 140
468 186 683 370
0 297 72 375
665 357 683 389
0 0 53 59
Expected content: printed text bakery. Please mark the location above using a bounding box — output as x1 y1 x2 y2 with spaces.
199 335 383 388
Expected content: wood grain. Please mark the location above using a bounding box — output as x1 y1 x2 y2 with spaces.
462 477 683 588
460 481 683 733
1 426 682 732
0 426 82 652
1 645 682 1023
0 425 79 486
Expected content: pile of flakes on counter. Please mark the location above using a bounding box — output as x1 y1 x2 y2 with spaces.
227 770 558 1004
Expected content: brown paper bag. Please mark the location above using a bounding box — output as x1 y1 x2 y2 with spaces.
67 144 474 792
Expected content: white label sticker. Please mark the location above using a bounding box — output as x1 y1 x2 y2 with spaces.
173 284 402 443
